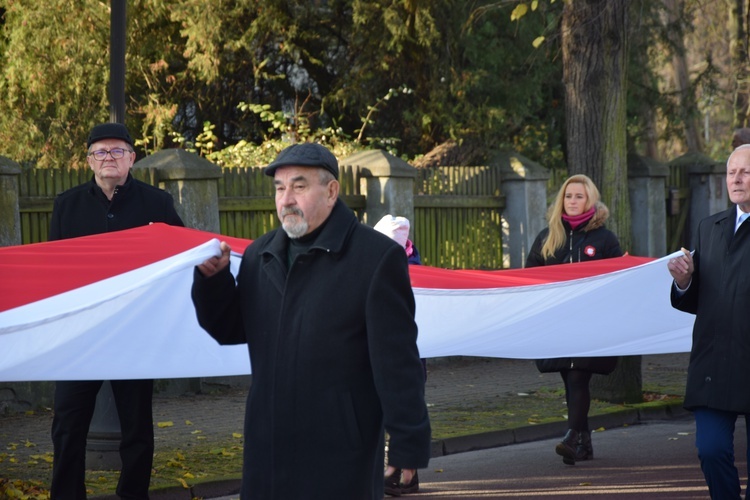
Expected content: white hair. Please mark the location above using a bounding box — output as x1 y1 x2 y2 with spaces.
727 144 750 169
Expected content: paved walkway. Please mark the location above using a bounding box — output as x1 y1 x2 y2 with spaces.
0 353 691 498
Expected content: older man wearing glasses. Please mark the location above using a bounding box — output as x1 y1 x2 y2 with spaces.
48 122 183 499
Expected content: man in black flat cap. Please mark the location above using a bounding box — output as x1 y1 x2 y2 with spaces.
192 142 431 499
49 122 183 499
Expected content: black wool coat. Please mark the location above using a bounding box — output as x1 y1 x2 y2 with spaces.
49 173 183 240
671 206 750 413
192 200 431 500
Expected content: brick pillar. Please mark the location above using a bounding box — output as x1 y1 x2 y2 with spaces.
493 152 550 269
628 154 669 257
0 156 22 247
342 149 417 235
669 152 728 249
135 149 222 232
135 149 251 392
0 157 57 439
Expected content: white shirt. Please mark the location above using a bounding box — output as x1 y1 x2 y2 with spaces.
735 206 750 233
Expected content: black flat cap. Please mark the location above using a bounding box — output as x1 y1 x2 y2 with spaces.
264 143 339 179
87 123 134 148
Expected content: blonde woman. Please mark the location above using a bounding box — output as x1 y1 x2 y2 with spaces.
526 174 622 465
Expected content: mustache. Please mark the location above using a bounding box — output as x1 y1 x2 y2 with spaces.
281 207 304 218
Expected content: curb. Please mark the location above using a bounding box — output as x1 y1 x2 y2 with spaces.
94 479 243 500
92 403 690 499
430 402 690 457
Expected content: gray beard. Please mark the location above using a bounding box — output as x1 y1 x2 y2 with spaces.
280 207 308 239
282 219 309 239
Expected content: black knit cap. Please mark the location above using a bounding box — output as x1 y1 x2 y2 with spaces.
87 123 134 149
264 143 339 179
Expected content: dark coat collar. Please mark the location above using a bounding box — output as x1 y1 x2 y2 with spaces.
718 205 748 247
88 172 134 200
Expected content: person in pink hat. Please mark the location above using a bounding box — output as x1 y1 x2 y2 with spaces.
373 214 422 265
374 214 425 495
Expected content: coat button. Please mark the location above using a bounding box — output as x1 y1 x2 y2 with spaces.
107 213 114 219
704 376 711 383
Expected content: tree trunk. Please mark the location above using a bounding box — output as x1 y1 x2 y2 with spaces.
630 16 659 159
562 0 631 251
562 0 640 402
731 0 750 127
591 356 643 404
664 0 704 153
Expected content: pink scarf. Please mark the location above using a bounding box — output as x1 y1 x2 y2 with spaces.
405 239 415 258
561 206 596 230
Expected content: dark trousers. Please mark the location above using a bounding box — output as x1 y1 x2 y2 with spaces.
50 379 154 500
693 407 750 500
560 369 593 432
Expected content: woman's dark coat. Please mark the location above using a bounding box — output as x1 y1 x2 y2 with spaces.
526 202 622 374
671 206 750 413
192 200 431 499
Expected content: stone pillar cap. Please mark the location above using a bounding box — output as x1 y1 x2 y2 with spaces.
134 149 221 180
342 149 416 178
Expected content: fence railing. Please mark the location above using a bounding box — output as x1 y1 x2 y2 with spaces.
413 166 504 269
665 165 691 253
14 157 707 269
17 164 501 269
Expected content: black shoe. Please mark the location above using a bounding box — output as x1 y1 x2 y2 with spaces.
575 430 593 461
385 469 419 496
555 429 579 465
558 430 593 465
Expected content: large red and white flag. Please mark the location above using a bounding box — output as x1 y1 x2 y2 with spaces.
0 224 694 381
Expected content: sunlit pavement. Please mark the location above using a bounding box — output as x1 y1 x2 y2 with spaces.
409 418 744 499
203 419 746 499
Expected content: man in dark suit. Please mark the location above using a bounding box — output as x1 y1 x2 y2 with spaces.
669 144 750 499
191 143 431 499
49 122 183 499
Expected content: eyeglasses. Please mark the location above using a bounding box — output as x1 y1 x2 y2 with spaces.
87 148 133 161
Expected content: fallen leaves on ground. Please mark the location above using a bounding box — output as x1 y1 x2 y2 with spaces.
642 392 681 402
0 478 50 500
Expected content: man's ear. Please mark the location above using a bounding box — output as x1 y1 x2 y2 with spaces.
327 180 340 203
